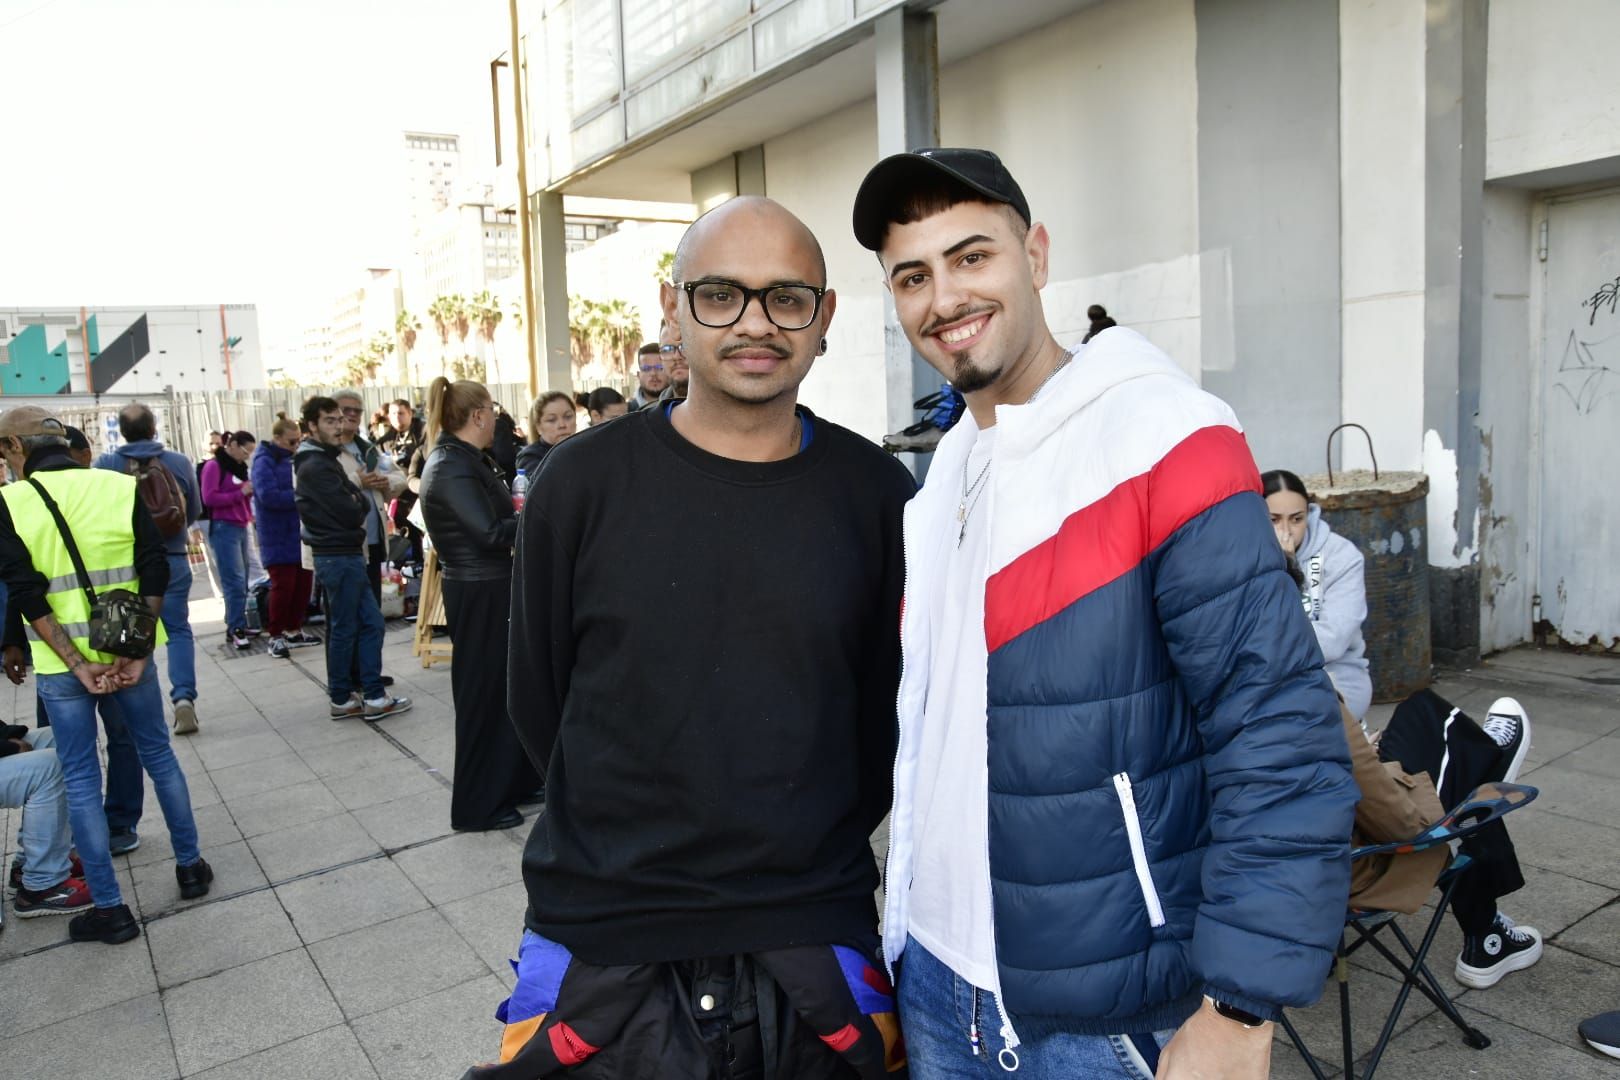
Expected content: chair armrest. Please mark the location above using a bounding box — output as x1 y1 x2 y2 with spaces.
1351 781 1538 860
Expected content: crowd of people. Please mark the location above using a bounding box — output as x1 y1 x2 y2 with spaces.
0 143 1611 1076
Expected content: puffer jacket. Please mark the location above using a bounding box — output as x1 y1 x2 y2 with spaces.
885 327 1357 1042
1298 504 1372 718
250 440 301 567
418 432 517 582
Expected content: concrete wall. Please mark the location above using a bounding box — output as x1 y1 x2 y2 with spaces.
765 0 1200 442
1486 0 1620 181
1339 0 1426 474
1476 185 1536 652
1195 0 1341 474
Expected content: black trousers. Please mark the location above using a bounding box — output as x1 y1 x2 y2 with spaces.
442 575 540 829
1378 688 1525 936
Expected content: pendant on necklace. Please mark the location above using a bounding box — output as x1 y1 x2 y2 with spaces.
956 500 967 524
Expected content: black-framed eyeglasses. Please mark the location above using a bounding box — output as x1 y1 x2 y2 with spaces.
339 406 363 418
639 363 665 373
678 279 825 331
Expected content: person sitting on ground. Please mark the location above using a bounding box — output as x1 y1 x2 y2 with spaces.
253 415 320 660
514 391 576 480
579 387 627 426
0 716 90 919
1264 468 1372 719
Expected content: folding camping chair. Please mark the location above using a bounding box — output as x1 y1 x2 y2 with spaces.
1280 781 1539 1080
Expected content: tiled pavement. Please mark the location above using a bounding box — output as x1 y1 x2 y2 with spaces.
0 599 526 1079
1 595 1617 1078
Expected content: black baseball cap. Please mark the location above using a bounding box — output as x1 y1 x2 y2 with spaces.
852 147 1031 251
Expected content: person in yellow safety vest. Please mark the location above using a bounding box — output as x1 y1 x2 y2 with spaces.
0 405 213 946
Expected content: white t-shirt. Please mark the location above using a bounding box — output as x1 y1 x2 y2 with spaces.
906 424 998 990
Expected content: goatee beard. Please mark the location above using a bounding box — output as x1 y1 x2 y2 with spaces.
951 353 1002 395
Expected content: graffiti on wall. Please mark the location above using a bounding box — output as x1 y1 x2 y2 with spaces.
0 313 151 395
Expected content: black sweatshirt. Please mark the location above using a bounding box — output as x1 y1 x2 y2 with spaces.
509 404 915 965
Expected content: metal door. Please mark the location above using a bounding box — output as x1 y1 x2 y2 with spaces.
1540 190 1620 648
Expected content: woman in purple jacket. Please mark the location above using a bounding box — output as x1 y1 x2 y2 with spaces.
253 416 320 660
201 430 256 649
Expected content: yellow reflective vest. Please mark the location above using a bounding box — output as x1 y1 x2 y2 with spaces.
0 469 167 674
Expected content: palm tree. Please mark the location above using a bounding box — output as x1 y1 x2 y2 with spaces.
471 291 504 383
364 332 395 383
428 295 467 377
395 311 421 383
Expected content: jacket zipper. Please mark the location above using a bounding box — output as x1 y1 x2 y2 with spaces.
1113 772 1167 928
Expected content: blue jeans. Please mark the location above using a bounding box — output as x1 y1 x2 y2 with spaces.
37 692 143 832
314 553 384 704
162 552 197 703
209 520 251 631
897 937 1175 1079
37 663 201 907
0 729 73 891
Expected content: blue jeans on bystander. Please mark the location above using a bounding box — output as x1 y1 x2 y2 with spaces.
162 552 197 702
0 728 74 891
36 663 201 908
313 553 384 704
896 936 1177 1080
209 520 251 632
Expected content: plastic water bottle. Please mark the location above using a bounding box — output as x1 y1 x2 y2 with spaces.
511 468 527 513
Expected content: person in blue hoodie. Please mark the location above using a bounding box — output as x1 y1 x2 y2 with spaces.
94 405 202 737
1262 469 1373 720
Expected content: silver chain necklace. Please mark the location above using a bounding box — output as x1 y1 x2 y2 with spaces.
954 351 1072 547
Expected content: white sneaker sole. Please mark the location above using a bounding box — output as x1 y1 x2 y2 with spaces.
1455 932 1543 988
1586 1037 1620 1061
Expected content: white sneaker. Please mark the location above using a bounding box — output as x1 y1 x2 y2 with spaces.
1481 697 1531 783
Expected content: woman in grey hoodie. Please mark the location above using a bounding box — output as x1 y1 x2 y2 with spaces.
1263 469 1372 718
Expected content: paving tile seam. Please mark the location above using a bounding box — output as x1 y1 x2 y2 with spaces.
1445 968 1615 1053
281 646 456 793
169 1018 360 1080
2 830 461 962
302 910 502 1024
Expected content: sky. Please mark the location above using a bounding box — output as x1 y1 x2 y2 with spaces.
0 0 510 353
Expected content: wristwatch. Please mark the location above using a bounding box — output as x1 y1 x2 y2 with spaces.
1206 996 1267 1029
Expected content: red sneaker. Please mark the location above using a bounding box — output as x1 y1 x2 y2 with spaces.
14 876 93 918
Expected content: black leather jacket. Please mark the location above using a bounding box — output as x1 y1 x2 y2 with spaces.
418 433 517 582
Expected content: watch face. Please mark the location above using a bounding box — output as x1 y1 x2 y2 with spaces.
1213 1000 1265 1028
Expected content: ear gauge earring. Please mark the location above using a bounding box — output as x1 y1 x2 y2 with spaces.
818 338 829 355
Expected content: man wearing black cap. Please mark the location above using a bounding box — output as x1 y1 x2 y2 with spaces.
852 149 1355 1078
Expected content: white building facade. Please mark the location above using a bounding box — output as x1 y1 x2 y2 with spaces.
506 0 1620 661
0 304 263 394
